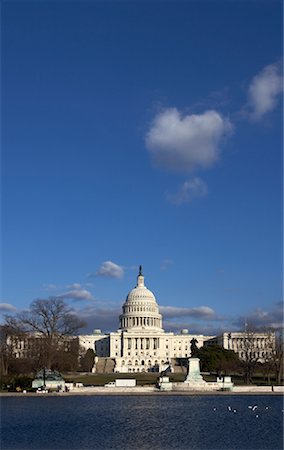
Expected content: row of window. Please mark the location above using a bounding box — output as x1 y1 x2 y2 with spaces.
123 305 156 313
121 359 168 366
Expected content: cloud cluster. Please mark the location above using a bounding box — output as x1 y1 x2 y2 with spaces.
160 305 216 320
74 304 121 333
0 303 17 313
145 60 282 207
166 177 208 205
233 301 284 331
247 61 283 121
69 299 282 337
58 289 93 301
162 320 225 336
94 261 124 279
146 108 232 172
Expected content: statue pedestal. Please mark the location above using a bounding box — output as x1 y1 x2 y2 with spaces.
184 358 207 387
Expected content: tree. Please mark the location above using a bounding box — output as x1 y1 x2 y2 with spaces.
197 345 240 374
268 332 284 385
0 325 16 376
240 326 261 384
80 348 95 372
274 334 283 384
4 297 85 370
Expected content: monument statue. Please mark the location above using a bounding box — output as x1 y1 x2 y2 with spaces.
190 337 199 356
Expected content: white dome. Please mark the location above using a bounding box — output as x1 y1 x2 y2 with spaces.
119 267 163 331
126 286 157 304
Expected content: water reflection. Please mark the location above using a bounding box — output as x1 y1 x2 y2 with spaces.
1 395 283 450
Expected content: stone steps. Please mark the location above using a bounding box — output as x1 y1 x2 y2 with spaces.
95 357 115 373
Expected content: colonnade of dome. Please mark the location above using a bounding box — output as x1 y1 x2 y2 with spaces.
120 315 162 329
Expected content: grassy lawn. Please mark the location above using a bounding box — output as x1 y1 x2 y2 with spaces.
63 371 280 386
63 372 187 386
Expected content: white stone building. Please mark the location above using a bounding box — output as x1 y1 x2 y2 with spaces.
79 267 213 373
204 331 275 363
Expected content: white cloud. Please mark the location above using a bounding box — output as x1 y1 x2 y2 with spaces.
160 258 173 271
0 303 17 313
58 289 93 301
160 305 216 320
145 108 232 172
95 261 124 279
162 320 224 336
247 61 283 120
74 305 121 333
166 177 208 205
234 301 284 331
67 283 82 290
43 284 57 290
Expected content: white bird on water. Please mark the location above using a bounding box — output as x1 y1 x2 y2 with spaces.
252 405 258 411
228 406 232 411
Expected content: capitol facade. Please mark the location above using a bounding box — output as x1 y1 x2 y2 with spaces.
79 267 214 373
5 266 275 372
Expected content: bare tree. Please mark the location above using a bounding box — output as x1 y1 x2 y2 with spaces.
4 297 85 369
0 325 15 376
269 333 283 385
241 325 260 384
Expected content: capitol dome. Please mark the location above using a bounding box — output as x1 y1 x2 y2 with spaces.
119 266 163 331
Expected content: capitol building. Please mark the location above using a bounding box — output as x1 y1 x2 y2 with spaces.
79 267 211 373
79 267 274 373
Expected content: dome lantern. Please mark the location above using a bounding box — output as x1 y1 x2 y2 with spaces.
137 265 144 288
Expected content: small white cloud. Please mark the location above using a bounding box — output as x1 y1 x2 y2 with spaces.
67 283 81 290
145 108 232 172
0 303 17 313
43 284 57 290
58 289 93 301
95 261 124 279
166 177 208 205
247 61 283 120
160 258 173 271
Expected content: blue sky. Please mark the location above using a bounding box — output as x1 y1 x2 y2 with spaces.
2 1 283 335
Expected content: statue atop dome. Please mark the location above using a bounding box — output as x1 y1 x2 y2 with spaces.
137 265 144 287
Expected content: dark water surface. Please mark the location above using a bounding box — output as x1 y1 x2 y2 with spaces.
1 395 283 450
